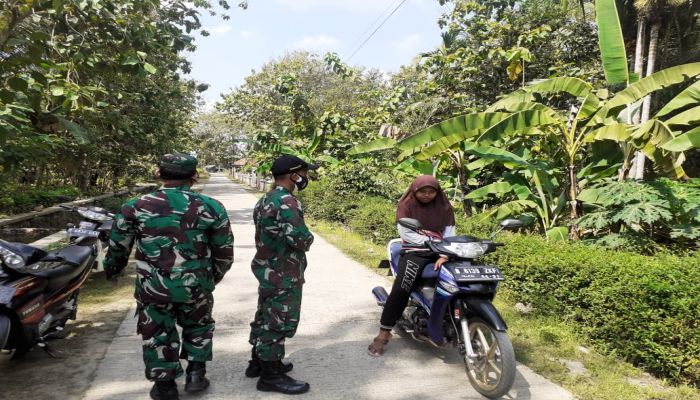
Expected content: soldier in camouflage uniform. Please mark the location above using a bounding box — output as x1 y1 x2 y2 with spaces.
104 153 234 400
246 155 316 395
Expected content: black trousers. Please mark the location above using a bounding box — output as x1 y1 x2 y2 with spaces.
379 251 438 329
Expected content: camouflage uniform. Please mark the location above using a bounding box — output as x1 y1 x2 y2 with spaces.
249 186 314 362
104 177 234 381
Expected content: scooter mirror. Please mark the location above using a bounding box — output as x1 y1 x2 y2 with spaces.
398 218 422 231
499 218 524 230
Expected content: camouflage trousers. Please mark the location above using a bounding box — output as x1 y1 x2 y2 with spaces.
248 286 303 361
136 291 215 381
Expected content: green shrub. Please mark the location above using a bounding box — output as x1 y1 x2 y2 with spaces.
298 177 359 224
486 234 700 385
0 184 82 213
323 160 405 200
347 196 397 245
578 178 700 253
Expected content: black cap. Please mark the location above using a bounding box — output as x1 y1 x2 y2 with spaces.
271 155 318 176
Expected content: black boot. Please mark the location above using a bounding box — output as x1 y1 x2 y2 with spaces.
245 347 294 378
185 361 210 393
256 360 310 394
149 380 179 400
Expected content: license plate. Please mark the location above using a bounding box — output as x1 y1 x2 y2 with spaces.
452 266 504 282
67 228 99 238
0 285 16 305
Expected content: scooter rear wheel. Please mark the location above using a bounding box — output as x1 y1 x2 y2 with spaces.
463 318 516 399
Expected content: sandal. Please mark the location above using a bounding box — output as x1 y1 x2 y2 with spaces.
367 333 392 357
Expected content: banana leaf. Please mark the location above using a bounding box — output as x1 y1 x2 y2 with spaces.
603 63 700 114
398 112 510 151
347 137 396 155
595 0 629 84
465 181 513 200
477 109 561 143
655 79 700 118
546 226 568 241
476 200 540 222
634 120 686 178
661 126 700 152
523 77 593 98
462 142 531 166
576 93 602 121
487 91 535 112
662 105 700 127
584 123 632 142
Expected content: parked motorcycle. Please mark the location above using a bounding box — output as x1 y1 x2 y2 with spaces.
372 217 523 399
61 205 114 271
0 205 112 357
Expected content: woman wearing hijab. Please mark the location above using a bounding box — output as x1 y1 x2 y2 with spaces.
367 175 456 357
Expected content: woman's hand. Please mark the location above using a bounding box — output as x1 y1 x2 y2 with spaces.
434 255 449 270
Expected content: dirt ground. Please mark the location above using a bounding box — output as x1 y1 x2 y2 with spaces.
0 266 136 400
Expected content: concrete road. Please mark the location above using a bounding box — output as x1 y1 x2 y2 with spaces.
83 174 573 400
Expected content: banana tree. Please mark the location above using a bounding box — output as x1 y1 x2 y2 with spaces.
414 67 697 238
347 111 513 216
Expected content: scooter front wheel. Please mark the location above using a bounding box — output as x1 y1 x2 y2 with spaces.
462 318 516 399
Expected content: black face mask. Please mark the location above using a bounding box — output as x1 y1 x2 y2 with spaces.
292 174 309 191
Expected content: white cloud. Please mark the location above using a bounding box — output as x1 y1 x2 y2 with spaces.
203 24 232 36
239 30 254 40
391 33 424 53
293 34 341 51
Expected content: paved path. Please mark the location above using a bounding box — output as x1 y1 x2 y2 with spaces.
83 174 573 400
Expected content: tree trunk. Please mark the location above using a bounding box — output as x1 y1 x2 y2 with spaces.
631 21 660 180
629 17 647 179
568 164 580 240
458 163 473 217
632 17 646 123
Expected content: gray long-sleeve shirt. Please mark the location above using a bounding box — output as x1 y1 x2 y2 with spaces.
397 224 456 245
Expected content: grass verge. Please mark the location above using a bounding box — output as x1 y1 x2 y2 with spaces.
307 216 700 400
79 265 136 312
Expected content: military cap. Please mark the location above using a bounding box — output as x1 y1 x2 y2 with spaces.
159 153 198 177
271 155 318 176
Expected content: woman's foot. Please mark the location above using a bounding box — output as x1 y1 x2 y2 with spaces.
367 331 392 357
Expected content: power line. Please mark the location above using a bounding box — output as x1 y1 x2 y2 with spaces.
346 0 402 54
346 0 409 62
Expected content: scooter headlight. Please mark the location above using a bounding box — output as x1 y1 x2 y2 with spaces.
439 267 459 294
0 246 25 269
79 210 111 221
442 242 487 258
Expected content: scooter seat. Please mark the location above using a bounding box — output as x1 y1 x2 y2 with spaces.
45 245 93 267
30 245 93 291
388 241 440 279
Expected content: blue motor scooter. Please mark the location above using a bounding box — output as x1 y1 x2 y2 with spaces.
372 217 522 399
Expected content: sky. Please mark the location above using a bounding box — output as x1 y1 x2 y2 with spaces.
186 0 448 106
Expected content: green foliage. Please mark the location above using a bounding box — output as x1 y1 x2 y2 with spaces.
578 179 700 252
487 234 700 385
297 161 405 226
347 197 397 245
422 0 603 116
217 52 394 168
0 184 81 213
0 0 232 194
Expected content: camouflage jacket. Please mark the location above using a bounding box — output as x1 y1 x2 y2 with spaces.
252 186 314 289
104 185 234 303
